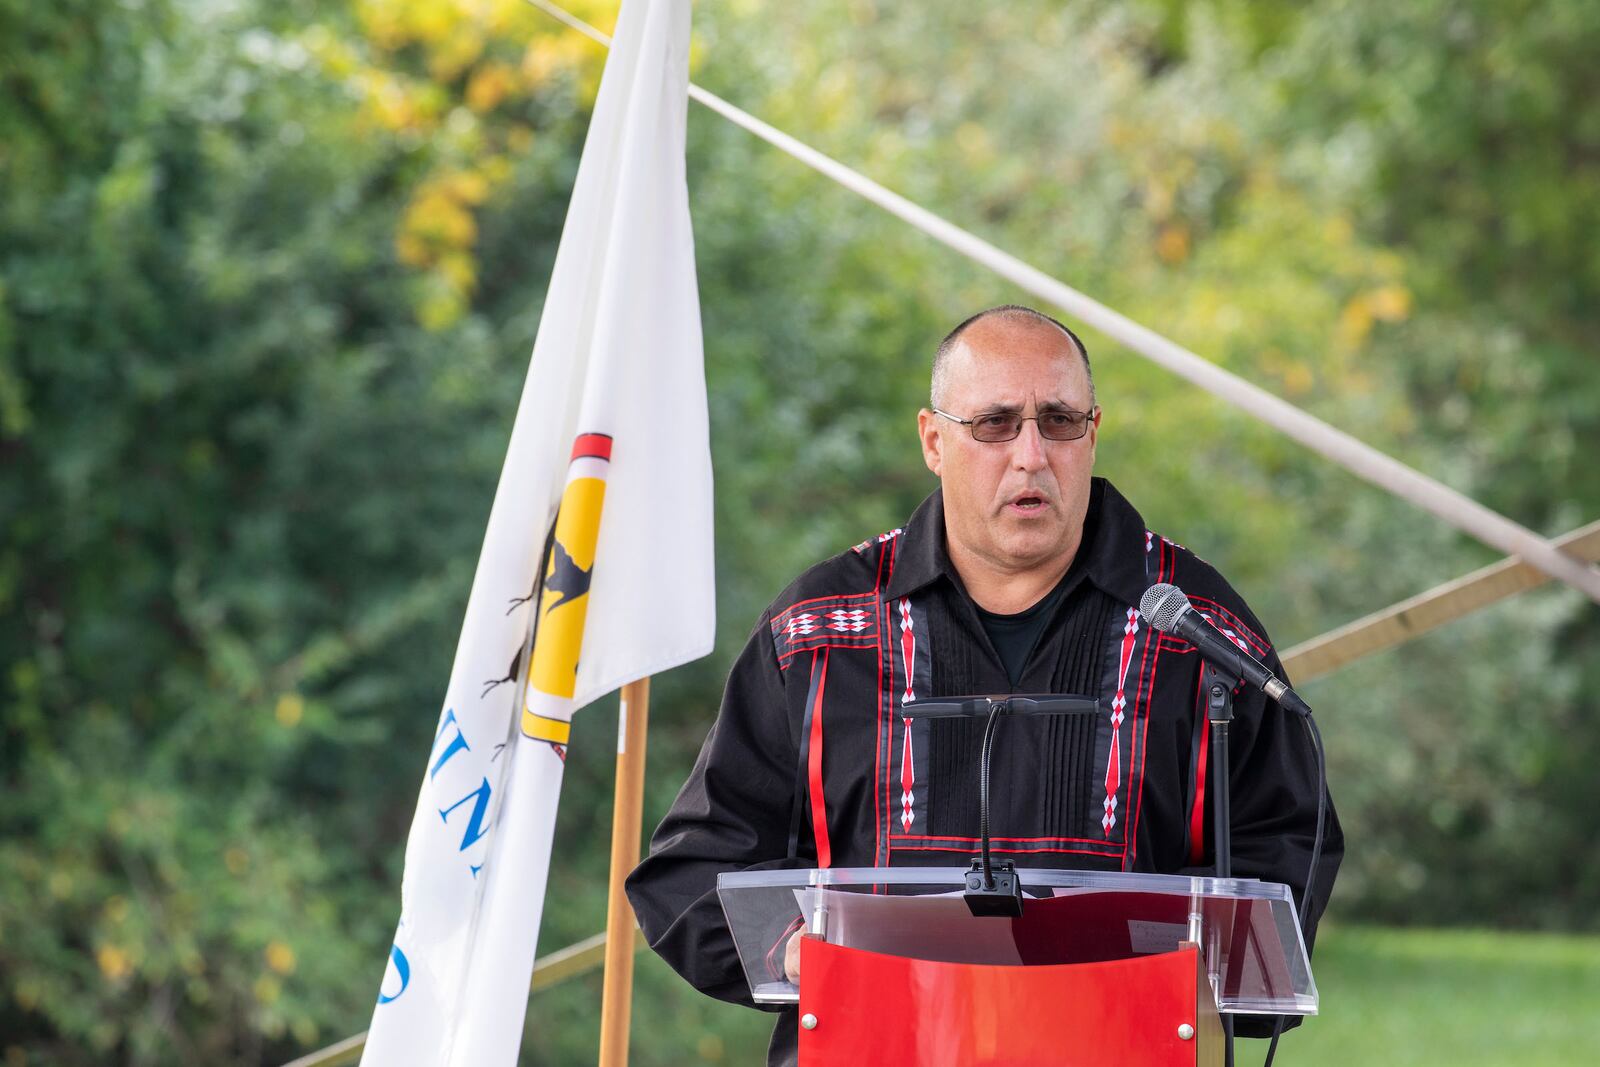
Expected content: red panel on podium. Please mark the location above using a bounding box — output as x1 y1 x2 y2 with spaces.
798 937 1206 1067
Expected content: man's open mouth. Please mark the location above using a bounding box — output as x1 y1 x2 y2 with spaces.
1010 494 1046 511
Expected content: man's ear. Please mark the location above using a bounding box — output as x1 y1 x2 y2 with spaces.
917 408 943 476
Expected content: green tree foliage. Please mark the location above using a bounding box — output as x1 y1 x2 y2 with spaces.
0 0 603 1059
1 0 1596 1063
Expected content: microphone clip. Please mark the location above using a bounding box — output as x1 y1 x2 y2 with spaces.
964 857 1023 918
1202 659 1240 725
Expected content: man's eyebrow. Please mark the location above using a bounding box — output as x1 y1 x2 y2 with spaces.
972 398 1086 414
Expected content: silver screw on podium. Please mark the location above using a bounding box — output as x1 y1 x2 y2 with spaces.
801 1013 819 1030
1177 1023 1195 1041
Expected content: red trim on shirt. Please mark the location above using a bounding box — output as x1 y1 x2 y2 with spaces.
1188 670 1210 866
808 648 832 869
1187 596 1269 655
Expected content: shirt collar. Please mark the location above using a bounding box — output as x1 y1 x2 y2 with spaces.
884 477 1150 609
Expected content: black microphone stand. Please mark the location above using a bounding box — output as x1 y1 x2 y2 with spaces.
1201 660 1239 1067
901 694 1101 918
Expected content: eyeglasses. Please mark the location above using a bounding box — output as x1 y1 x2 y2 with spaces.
933 406 1098 443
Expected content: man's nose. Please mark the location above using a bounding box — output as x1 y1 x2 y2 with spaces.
1010 419 1049 471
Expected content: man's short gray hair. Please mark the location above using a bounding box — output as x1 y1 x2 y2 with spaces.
930 305 1094 408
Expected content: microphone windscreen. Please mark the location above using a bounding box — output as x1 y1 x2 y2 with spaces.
1139 583 1191 634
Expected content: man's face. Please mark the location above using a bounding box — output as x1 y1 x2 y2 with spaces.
917 318 1101 580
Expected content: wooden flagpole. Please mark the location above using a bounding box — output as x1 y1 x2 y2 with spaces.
598 677 651 1067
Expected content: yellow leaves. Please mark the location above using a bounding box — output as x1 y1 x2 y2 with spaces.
1338 295 1374 350
357 69 426 133
1338 285 1414 350
1367 284 1413 322
521 32 593 89
1155 223 1190 265
274 692 304 728
398 179 480 264
354 0 404 49
567 0 620 38
97 945 132 982
300 25 359 79
356 0 470 51
411 3 458 46
103 896 130 924
485 0 543 37
351 0 556 138
480 156 513 186
396 166 508 329
338 1 592 329
1282 362 1314 398
466 61 517 113
437 252 477 292
265 940 297 975
360 0 585 88
445 170 491 204
430 28 486 84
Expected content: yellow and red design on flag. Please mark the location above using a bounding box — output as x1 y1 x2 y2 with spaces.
522 433 613 750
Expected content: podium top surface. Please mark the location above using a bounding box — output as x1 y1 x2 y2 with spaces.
717 866 1317 1016
720 864 1291 898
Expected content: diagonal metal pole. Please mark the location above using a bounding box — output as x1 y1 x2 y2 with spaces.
526 0 1600 606
1283 518 1600 682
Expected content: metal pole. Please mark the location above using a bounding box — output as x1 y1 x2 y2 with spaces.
597 677 651 1067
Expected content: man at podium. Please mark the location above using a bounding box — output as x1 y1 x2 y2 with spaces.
628 305 1342 1063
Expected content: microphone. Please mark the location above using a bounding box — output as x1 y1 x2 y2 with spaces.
1139 583 1312 717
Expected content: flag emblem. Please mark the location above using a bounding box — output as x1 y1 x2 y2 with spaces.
523 433 613 747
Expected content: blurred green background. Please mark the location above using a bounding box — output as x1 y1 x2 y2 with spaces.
3 0 1597 1062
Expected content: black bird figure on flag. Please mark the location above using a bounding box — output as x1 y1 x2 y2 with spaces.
482 530 593 697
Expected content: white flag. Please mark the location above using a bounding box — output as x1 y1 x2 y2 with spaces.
362 1 712 1062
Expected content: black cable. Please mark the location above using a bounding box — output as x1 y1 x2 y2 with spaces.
977 701 1003 887
1261 711 1327 1067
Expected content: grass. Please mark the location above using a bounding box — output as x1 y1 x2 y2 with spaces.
1281 925 1600 1065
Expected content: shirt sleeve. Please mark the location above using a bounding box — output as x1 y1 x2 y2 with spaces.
624 611 805 1007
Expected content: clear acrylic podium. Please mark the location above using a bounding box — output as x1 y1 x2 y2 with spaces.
718 867 1316 1066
